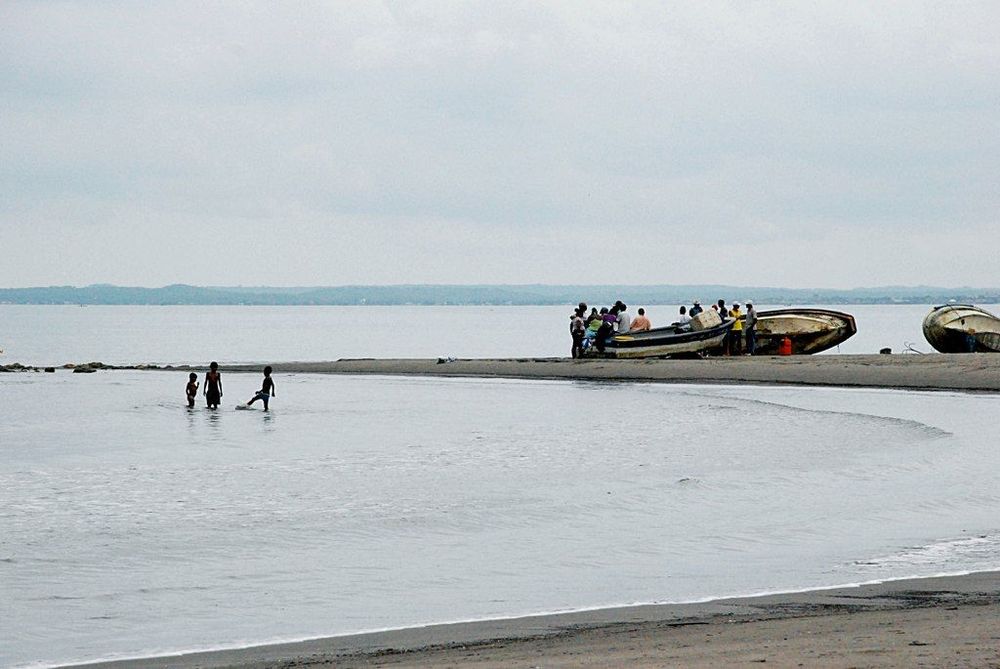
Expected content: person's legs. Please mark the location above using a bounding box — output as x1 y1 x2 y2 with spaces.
746 328 756 355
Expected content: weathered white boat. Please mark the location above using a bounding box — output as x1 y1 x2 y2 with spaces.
752 309 857 355
922 304 1000 353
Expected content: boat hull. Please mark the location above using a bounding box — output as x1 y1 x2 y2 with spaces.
588 319 733 359
751 309 857 355
922 304 1000 353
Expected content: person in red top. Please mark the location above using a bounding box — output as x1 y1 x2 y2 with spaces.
630 308 652 332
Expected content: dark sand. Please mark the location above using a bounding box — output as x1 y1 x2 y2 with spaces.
72 572 1000 668
207 353 1000 392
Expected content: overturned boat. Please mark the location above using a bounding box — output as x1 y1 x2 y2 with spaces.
752 308 857 355
922 304 1000 353
588 310 733 358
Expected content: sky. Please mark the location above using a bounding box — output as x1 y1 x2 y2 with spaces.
2 1 998 288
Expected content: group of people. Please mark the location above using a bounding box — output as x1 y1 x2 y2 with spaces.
569 298 758 357
569 301 648 357
185 362 276 410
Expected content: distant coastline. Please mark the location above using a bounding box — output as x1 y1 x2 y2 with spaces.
2 284 999 306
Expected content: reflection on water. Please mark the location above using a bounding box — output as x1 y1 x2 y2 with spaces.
2 372 1000 667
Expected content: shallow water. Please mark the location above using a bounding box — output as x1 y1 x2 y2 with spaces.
2 303 993 366
2 371 1000 667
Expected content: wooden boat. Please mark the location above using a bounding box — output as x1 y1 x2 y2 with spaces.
922 304 1000 353
751 308 857 355
587 318 734 358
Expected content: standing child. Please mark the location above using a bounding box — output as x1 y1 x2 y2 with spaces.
246 366 275 411
204 361 223 409
185 372 199 408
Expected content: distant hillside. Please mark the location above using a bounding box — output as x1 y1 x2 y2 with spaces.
2 284 999 306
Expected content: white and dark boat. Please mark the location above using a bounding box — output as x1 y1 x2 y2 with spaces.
751 308 857 355
588 316 734 358
922 304 1000 353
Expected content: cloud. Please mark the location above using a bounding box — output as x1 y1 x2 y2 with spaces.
1 1 999 286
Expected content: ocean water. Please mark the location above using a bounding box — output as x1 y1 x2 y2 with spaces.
3 303 996 366
3 370 1000 667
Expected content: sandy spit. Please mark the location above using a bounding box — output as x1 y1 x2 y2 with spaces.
153 354 1000 392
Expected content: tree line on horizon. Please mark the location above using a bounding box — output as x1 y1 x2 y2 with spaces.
1 284 999 306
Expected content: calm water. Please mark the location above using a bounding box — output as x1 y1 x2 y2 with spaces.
2 370 1000 667
3 304 996 366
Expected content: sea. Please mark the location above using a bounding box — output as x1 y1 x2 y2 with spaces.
2 304 1000 667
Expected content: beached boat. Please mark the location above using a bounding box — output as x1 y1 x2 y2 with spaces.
751 309 857 355
922 304 1000 353
587 318 734 358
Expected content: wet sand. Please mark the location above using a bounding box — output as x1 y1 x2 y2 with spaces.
74 571 1000 668
210 353 1000 392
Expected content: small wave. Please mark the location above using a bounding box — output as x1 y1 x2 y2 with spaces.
852 533 1000 574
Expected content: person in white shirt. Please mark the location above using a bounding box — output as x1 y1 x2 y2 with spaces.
615 301 631 334
676 305 692 326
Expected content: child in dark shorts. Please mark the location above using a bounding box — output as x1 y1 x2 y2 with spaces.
246 366 275 411
204 361 222 409
185 372 199 408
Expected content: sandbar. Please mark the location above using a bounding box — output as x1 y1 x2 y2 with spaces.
207 353 1000 392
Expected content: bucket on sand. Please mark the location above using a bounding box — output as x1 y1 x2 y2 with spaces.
778 337 793 356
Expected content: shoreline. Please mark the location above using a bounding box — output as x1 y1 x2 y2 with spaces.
66 570 1000 668
16 354 999 392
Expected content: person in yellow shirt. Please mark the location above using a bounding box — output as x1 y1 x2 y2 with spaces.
630 308 652 332
728 303 744 355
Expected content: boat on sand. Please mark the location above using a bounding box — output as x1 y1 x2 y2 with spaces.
922 304 1000 353
752 309 857 355
588 311 733 358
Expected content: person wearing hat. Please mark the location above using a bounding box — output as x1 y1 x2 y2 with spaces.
689 300 703 317
744 302 758 355
729 302 744 355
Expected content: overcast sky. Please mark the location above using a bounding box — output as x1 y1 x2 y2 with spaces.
2 2 998 288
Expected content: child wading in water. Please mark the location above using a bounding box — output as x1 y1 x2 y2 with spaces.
204 361 223 409
185 373 199 408
246 366 275 411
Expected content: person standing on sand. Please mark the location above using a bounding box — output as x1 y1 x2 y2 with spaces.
729 303 744 355
204 361 223 409
570 308 586 358
745 302 758 355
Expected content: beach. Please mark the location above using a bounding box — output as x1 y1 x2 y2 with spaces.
74 571 1000 668
7 354 998 668
201 352 1000 392
57 357 1000 668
